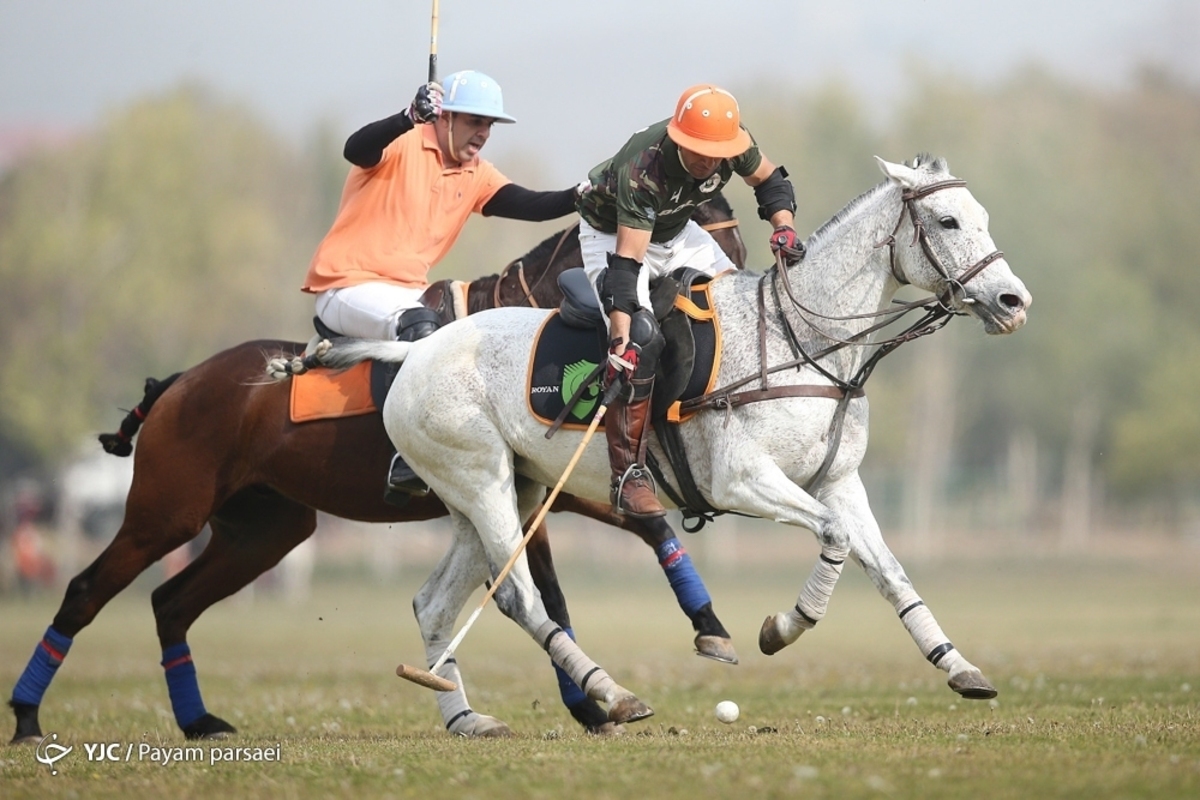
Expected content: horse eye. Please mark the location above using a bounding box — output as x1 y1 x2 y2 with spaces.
939 216 959 230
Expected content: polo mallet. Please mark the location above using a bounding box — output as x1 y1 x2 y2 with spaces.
427 0 439 83
397 379 623 692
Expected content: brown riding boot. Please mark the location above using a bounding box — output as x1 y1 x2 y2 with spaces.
605 378 666 518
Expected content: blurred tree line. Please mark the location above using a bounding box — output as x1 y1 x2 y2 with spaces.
1 68 1197 539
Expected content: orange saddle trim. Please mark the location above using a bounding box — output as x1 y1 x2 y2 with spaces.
289 361 377 423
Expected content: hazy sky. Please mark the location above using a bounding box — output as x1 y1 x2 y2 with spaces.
1 0 1196 183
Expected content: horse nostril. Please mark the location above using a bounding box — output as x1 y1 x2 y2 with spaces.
1000 293 1024 311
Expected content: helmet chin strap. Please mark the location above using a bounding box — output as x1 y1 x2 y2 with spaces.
443 111 460 167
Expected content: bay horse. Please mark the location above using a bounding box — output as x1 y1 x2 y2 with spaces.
8 197 745 743
308 155 1032 728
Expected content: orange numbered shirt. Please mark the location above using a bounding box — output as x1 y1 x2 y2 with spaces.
303 124 510 292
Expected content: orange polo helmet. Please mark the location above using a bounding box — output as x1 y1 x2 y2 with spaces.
666 84 753 159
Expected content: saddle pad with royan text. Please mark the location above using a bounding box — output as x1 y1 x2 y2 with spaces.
526 281 721 430
526 314 608 431
289 360 376 423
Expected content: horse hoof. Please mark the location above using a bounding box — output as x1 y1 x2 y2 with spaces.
9 701 41 745
948 670 998 700
451 714 513 738
568 699 612 733
586 722 626 736
608 696 654 725
471 723 514 739
183 713 238 740
694 635 739 665
758 615 788 656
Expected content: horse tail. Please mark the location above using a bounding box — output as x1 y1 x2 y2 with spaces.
311 338 412 370
263 338 412 382
98 373 183 457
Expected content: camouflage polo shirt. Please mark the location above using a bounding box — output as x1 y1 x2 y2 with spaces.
577 118 761 244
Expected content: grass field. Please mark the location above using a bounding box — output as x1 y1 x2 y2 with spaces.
1 537 1198 798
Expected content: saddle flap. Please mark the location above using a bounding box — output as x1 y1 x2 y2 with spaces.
290 360 376 423
416 280 464 326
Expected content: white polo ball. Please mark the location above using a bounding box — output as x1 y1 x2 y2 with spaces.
714 700 739 724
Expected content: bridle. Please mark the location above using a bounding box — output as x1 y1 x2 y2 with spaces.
876 179 1005 308
769 179 1004 353
492 227 575 309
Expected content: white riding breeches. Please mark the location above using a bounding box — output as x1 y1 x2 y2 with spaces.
314 283 427 340
579 219 735 322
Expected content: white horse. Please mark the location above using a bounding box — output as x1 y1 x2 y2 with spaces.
312 154 1032 731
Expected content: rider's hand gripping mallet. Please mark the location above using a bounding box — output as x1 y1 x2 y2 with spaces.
396 379 625 691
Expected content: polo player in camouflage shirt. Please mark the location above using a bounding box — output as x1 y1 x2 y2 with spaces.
576 84 804 519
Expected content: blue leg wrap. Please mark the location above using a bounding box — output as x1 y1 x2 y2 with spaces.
11 626 73 706
161 642 207 729
552 628 587 707
655 538 711 616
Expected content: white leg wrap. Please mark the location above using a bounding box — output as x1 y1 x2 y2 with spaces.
777 548 848 643
433 662 475 733
895 595 973 676
423 644 507 736
535 621 623 705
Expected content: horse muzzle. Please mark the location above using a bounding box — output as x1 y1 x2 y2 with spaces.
965 282 1032 334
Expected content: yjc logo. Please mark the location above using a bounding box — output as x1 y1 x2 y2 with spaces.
35 732 73 775
83 742 126 761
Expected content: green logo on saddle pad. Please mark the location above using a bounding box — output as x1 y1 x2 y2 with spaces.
562 360 601 421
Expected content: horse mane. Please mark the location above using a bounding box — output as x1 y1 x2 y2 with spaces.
806 182 894 255
806 154 950 255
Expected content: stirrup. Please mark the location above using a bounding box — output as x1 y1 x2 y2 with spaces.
612 464 665 517
386 453 429 500
614 464 657 495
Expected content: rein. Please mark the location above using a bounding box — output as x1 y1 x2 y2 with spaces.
680 178 1003 503
699 218 739 232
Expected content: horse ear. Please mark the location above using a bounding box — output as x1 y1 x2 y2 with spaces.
874 156 919 188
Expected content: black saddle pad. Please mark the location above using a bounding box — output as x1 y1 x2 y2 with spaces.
527 314 608 429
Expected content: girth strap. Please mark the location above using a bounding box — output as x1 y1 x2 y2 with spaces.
649 427 718 532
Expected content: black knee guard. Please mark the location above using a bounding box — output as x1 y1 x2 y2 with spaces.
627 309 664 398
396 307 441 342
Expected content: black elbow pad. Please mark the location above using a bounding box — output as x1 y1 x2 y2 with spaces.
600 254 642 316
754 166 797 221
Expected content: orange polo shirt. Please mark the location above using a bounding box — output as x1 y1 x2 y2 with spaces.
303 124 510 292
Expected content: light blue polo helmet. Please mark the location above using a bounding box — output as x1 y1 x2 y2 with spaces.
440 70 517 123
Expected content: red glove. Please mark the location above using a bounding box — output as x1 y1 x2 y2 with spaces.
605 339 640 387
769 225 806 266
